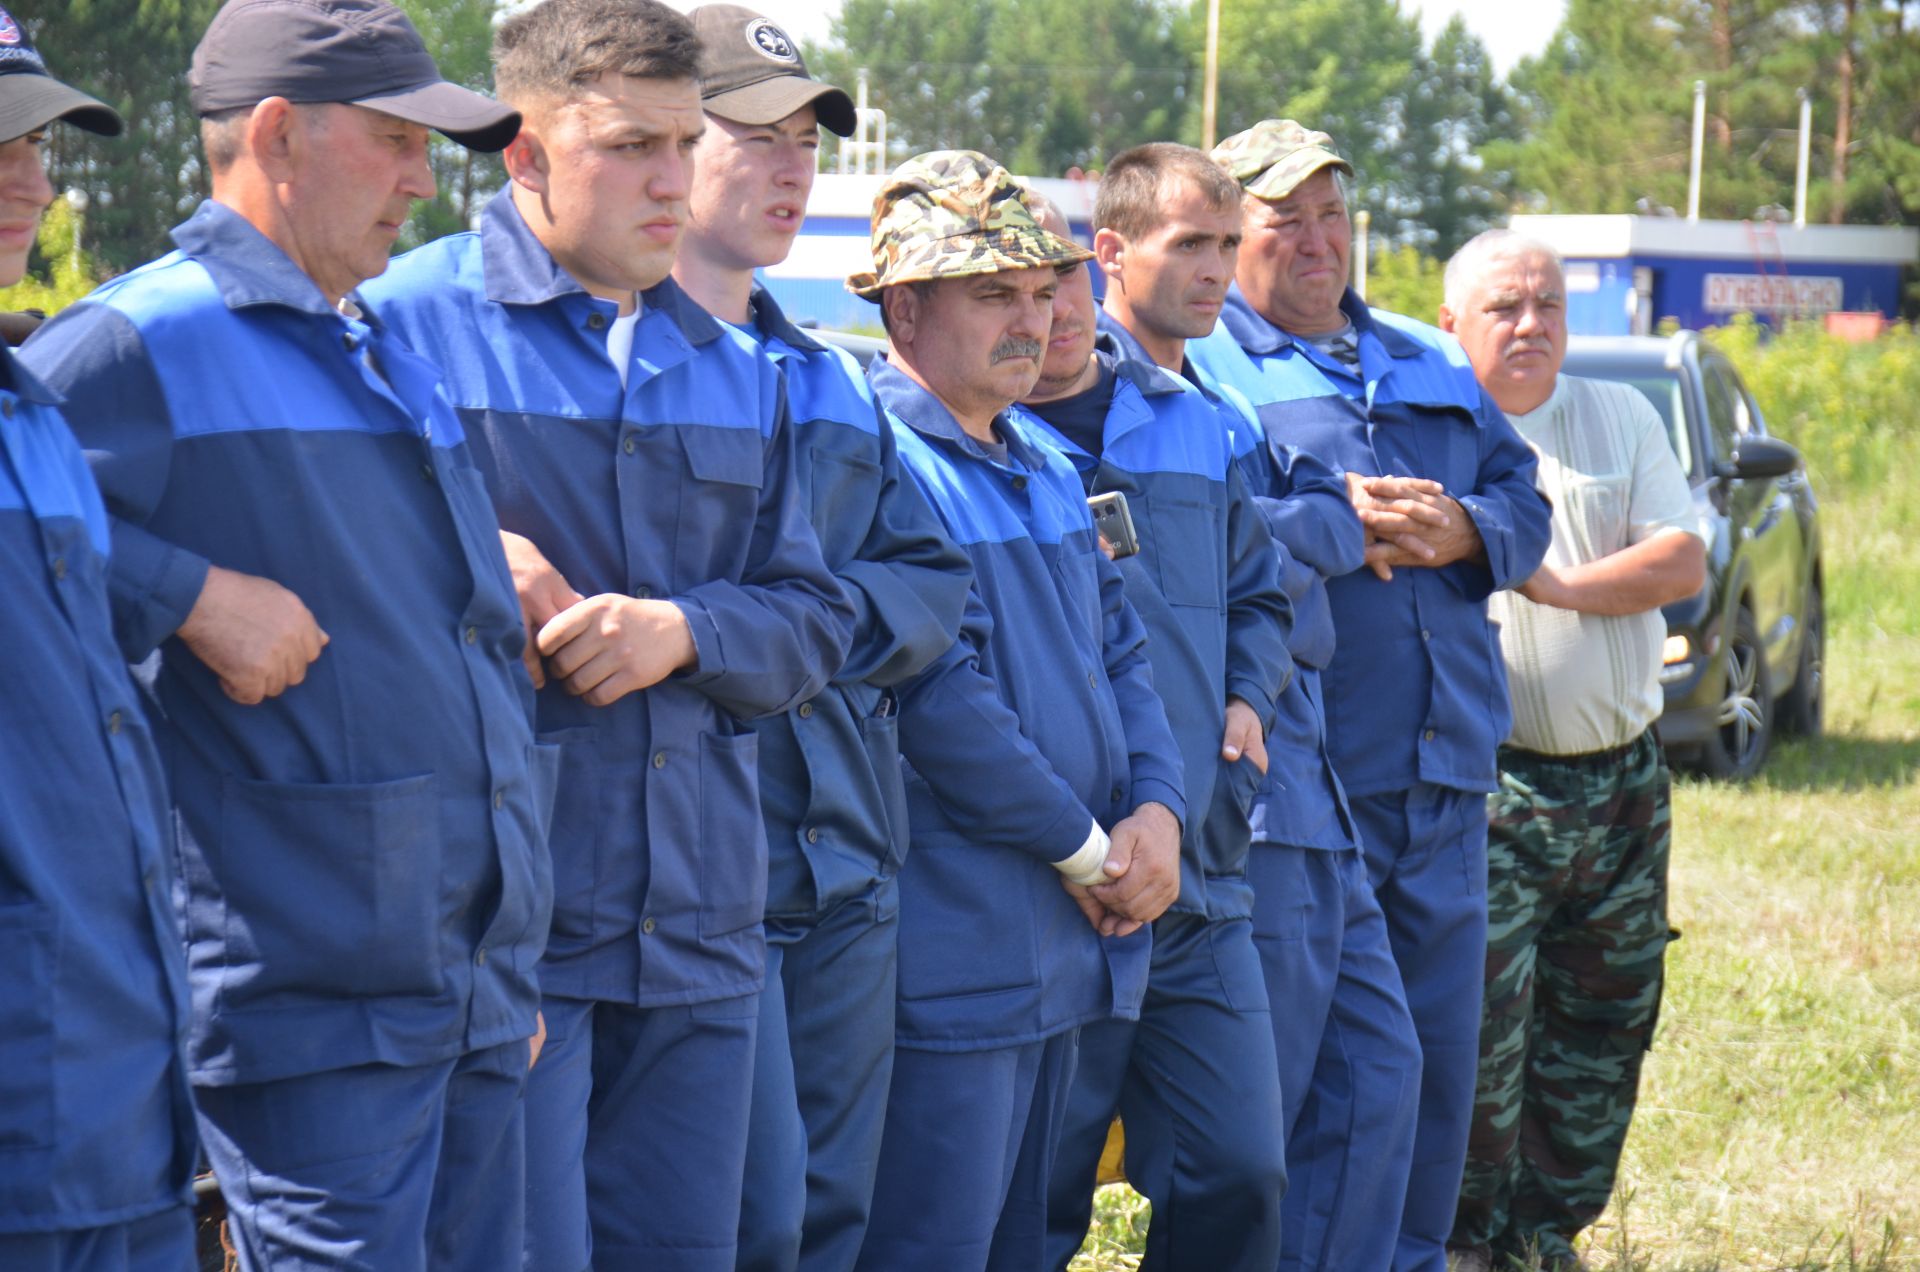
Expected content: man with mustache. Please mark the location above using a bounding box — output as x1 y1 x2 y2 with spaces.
1015 186 1295 1272
1188 120 1553 1272
1054 140 1426 1272
1439 230 1703 1272
363 2 853 1267
669 9 974 1270
0 20 199 1269
21 1 552 1266
847 150 1185 1271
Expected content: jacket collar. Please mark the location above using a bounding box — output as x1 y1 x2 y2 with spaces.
1218 283 1424 361
169 200 343 318
869 356 1047 471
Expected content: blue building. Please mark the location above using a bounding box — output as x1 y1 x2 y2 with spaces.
1510 214 1917 336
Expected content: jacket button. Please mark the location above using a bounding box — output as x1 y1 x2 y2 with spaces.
652 751 668 769
805 827 821 844
1087 672 1097 689
420 462 436 482
797 701 813 719
493 788 505 809
107 710 123 735
1 398 13 419
1111 785 1123 802
642 916 656 935
50 556 66 580
1012 475 1028 491
587 312 607 331
464 625 478 644
622 436 637 455
631 584 652 599
1421 629 1431 641
1424 728 1436 742
475 946 488 966
342 332 356 352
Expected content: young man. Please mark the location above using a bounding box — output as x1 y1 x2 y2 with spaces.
1075 140 1427 1272
849 150 1186 1271
1188 120 1553 1272
1441 230 1704 1272
1020 188 1295 1272
0 23 199 1270
23 2 550 1267
672 9 974 1270
361 3 853 1267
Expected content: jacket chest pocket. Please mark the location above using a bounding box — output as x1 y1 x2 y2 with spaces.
672 427 766 586
1146 497 1224 610
214 773 444 1002
1401 403 1485 495
807 447 883 562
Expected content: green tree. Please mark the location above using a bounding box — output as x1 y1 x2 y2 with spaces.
396 0 506 246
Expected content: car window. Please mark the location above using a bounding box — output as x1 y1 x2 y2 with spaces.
1700 361 1740 460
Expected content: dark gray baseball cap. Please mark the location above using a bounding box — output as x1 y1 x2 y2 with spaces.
0 5 124 140
189 0 520 152
690 5 855 138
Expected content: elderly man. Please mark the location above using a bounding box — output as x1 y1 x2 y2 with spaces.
1016 187 1295 1271
21 2 550 1267
1188 120 1553 1271
363 3 854 1268
1438 230 1705 1272
0 28 198 1272
847 150 1186 1272
669 9 975 1270
1091 140 1425 1272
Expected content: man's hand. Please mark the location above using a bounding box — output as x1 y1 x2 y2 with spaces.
500 531 583 690
177 564 329 705
1221 696 1269 774
1089 801 1181 929
1347 474 1484 580
537 595 697 707
1060 877 1142 939
529 1010 547 1070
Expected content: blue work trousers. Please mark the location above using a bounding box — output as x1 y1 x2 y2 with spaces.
855 1031 1080 1272
1347 784 1490 1272
1045 913 1286 1272
1253 843 1423 1272
524 992 758 1272
0 1207 194 1272
195 1040 530 1272
738 883 899 1272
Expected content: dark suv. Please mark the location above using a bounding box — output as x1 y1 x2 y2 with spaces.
1562 332 1823 778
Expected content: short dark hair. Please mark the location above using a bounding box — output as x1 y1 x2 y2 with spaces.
1094 142 1241 242
493 0 703 106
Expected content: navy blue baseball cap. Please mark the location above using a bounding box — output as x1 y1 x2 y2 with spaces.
0 5 124 141
189 0 520 152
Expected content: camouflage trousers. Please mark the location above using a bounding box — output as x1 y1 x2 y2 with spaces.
1450 730 1672 1266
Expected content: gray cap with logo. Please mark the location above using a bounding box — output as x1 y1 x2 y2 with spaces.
0 5 123 141
690 5 856 138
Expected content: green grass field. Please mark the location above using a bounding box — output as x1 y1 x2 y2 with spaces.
1072 329 1920 1271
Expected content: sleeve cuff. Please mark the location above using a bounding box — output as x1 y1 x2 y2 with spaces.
1050 818 1112 886
1227 679 1278 732
1129 779 1186 830
669 597 724 686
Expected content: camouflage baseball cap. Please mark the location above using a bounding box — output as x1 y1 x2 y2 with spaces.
1211 119 1353 202
846 149 1093 302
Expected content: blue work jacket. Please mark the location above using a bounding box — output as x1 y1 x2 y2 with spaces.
0 349 196 1232
1020 336 1292 918
22 201 555 1087
1188 287 1552 798
363 195 853 1008
871 359 1184 1050
735 289 972 918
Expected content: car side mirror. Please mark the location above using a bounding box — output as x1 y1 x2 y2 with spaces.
1714 435 1800 482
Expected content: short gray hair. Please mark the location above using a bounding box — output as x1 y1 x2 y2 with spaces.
1443 228 1563 312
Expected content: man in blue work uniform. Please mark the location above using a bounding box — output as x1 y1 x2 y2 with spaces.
1018 185 1296 1272
670 10 975 1270
0 30 199 1271
1189 120 1553 1272
362 3 853 1268
21 3 551 1268
1087 141 1426 1272
845 151 1187 1272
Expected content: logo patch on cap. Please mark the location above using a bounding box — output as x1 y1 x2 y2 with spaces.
745 18 797 64
0 8 22 46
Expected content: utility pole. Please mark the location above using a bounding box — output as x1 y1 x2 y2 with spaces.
1201 0 1220 149
1686 80 1705 222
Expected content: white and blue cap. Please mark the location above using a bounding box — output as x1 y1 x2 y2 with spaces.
0 6 125 141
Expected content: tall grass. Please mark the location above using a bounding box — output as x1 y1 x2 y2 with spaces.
1075 323 1920 1271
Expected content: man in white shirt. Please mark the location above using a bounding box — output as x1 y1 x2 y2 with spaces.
1437 229 1707 1272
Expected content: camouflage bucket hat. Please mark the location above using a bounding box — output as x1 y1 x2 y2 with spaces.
846 149 1093 301
1211 119 1354 202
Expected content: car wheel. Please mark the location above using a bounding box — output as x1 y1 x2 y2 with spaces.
1700 604 1773 780
1778 581 1824 737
